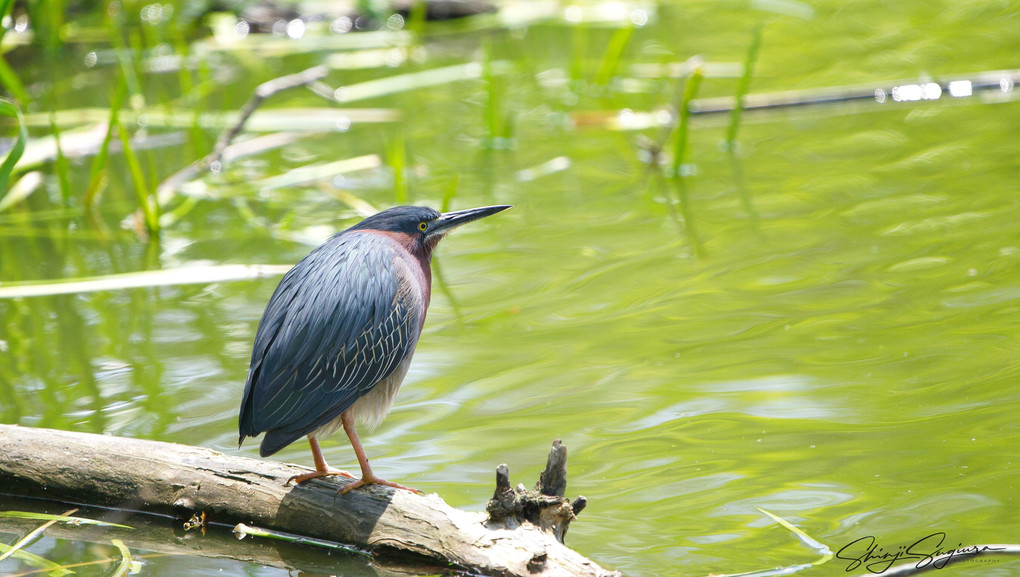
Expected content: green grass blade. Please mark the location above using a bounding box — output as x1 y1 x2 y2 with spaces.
84 83 127 208
109 539 135 577
0 98 28 197
0 171 42 212
594 25 635 85
406 0 428 38
251 154 382 193
726 25 764 147
671 63 705 177
32 107 402 132
331 189 378 217
0 264 292 299
49 111 73 205
116 122 159 235
0 511 134 529
0 55 29 104
0 509 69 564
334 61 509 103
757 507 833 564
0 542 73 576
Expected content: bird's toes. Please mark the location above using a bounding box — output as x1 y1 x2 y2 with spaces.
286 468 355 486
285 472 315 486
326 467 356 479
338 476 419 495
338 479 365 495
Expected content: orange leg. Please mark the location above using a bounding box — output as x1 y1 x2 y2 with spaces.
286 436 355 485
338 411 419 495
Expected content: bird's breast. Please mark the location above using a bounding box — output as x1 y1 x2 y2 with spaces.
373 231 432 326
341 232 431 430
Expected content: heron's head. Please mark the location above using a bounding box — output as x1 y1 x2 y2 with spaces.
351 205 512 257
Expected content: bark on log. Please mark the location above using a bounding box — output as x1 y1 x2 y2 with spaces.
0 424 617 577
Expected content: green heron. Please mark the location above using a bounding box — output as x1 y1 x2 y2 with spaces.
238 204 511 493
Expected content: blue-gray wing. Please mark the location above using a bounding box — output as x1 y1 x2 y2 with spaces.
238 232 422 456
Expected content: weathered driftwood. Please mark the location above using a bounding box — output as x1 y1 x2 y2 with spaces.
486 439 588 545
0 425 617 577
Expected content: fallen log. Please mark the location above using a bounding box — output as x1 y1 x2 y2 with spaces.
0 424 617 577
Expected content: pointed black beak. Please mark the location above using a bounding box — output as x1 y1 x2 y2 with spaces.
427 205 512 237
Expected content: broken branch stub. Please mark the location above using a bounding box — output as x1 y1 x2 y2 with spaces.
538 438 569 497
486 439 585 544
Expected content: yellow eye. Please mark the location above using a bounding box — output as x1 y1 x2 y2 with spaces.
418 221 428 231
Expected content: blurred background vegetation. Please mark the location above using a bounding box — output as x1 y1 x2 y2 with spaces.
0 0 1018 575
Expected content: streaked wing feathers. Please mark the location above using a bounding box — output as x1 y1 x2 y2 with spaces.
238 232 421 454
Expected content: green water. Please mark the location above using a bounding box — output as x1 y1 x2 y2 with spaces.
2 0 1019 575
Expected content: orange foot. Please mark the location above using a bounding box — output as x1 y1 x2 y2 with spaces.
339 474 421 495
286 467 356 486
